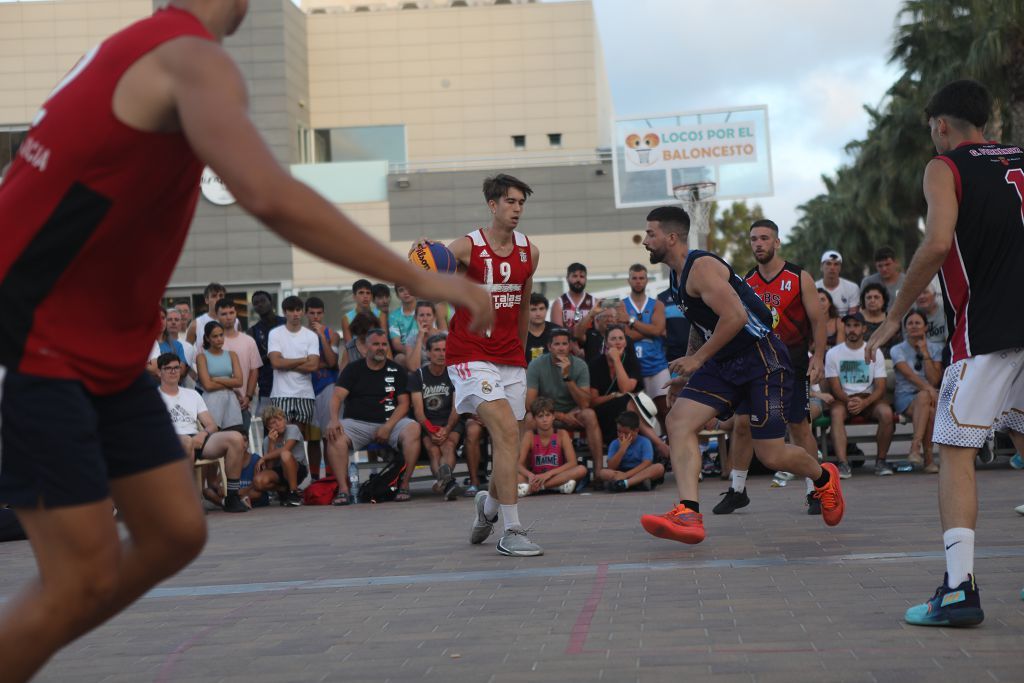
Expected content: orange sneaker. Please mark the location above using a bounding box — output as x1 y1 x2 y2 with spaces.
640 503 706 544
814 462 845 527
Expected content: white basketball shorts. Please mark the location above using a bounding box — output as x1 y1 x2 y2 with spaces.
447 361 527 421
933 348 1024 448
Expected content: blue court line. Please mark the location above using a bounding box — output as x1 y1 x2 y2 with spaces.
141 546 1024 600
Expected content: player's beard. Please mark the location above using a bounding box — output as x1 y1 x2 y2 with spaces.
754 247 775 264
568 280 585 294
647 246 666 265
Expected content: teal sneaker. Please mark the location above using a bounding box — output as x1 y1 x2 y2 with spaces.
1010 453 1024 470
905 574 984 627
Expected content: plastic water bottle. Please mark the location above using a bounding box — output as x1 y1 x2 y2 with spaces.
348 463 360 504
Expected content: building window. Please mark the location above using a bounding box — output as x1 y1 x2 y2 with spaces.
547 133 562 148
512 134 526 150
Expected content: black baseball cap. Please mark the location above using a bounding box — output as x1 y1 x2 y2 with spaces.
842 311 866 324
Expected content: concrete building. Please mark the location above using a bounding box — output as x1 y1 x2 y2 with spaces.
0 0 657 328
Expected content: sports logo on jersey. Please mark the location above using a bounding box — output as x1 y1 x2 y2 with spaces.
481 380 492 394
479 249 489 257
519 249 528 262
770 306 780 329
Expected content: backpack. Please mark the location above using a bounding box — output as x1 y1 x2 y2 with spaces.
302 476 339 505
357 458 407 503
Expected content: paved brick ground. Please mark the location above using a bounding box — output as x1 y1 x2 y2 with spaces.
2 463 1023 682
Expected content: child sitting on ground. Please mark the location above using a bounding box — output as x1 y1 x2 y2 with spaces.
599 411 665 492
252 406 309 507
517 397 587 497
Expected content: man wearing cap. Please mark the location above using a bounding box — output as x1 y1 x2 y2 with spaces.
815 250 860 317
824 311 894 478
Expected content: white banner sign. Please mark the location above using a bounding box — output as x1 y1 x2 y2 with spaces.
200 166 236 206
622 121 758 172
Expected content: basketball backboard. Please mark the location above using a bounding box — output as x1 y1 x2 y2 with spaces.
610 105 773 209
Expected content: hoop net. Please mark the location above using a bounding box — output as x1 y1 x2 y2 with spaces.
673 181 717 235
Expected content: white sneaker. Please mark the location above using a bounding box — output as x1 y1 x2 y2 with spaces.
496 526 543 557
559 479 577 494
517 482 531 498
1015 503 1024 516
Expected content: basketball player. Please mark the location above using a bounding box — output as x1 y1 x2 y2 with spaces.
443 173 544 557
866 80 1024 626
0 3 492 681
637 207 844 545
713 219 827 516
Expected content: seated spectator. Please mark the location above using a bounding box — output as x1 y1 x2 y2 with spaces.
253 405 308 506
388 284 419 359
577 302 620 364
341 279 380 343
525 328 604 478
915 282 948 349
817 288 845 351
341 311 382 369
587 324 669 462
326 328 421 504
890 310 942 473
809 383 834 422
525 293 557 365
825 312 895 477
267 296 320 433
597 412 665 492
195 321 244 432
403 300 441 371
409 333 463 500
156 352 248 513
462 417 487 497
516 397 586 496
860 282 900 358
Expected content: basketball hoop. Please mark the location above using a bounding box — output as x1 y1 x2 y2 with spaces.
673 181 717 236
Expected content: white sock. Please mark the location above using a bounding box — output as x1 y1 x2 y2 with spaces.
805 477 815 494
500 504 521 532
943 528 975 588
482 492 500 520
731 469 748 493
622 478 630 488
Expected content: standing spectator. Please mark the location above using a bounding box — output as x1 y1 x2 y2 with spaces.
550 263 596 338
815 250 860 316
915 282 948 348
525 329 603 477
305 297 339 480
255 405 307 507
372 283 392 350
825 312 894 477
657 285 690 364
516 397 586 496
158 308 186 365
217 299 261 434
186 282 239 344
409 333 463 500
247 290 284 415
326 329 421 504
164 307 198 385
267 296 320 432
195 321 244 432
175 301 193 334
388 283 419 359
619 264 670 428
155 353 247 513
817 288 845 351
340 312 380 370
860 282 900 358
341 279 379 343
525 293 556 365
890 310 943 473
598 412 665 492
403 301 441 371
861 246 906 304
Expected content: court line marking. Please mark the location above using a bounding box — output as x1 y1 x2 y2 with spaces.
136 546 1024 600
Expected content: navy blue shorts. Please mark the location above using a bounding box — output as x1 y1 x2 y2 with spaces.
734 344 809 425
679 335 793 440
0 369 185 508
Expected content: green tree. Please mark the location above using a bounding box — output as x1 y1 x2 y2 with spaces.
706 201 763 276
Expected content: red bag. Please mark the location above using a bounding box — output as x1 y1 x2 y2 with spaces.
302 476 339 505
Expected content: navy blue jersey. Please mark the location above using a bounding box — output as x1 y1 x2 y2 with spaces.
670 250 774 361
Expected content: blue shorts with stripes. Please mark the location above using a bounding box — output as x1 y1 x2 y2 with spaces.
678 334 793 440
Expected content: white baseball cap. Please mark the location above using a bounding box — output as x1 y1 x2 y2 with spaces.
820 250 842 263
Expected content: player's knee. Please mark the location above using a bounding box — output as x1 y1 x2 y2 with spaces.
158 509 208 568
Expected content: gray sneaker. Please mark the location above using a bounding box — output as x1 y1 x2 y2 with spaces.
470 490 497 544
837 462 853 479
874 462 894 476
496 526 544 557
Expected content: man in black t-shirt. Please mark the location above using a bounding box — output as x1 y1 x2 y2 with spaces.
409 334 463 500
325 329 421 504
525 293 557 365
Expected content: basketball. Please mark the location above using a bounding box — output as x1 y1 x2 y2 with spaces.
409 242 458 274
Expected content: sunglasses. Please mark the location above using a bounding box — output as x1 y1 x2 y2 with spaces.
914 353 923 372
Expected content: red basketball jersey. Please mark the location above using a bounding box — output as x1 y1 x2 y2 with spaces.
744 262 810 349
0 7 212 394
446 229 533 368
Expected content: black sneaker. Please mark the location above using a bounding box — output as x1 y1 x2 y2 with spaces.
712 487 750 514
443 477 462 501
612 479 629 493
222 493 248 513
284 490 303 507
806 491 821 515
905 574 984 627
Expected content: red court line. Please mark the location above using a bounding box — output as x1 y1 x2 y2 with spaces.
565 561 609 654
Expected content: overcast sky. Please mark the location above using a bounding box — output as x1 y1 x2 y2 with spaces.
589 0 906 238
